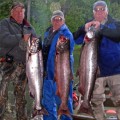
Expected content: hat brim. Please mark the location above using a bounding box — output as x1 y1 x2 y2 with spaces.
51 15 64 21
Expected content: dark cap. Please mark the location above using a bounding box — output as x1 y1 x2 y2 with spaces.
11 2 25 10
51 10 65 20
93 0 108 10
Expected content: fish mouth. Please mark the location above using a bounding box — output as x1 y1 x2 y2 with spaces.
56 40 69 53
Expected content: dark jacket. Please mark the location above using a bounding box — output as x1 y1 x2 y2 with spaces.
73 16 120 77
0 17 36 62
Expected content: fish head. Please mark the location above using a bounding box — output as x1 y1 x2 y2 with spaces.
84 26 96 43
86 31 94 39
56 35 70 52
27 38 40 53
87 25 96 39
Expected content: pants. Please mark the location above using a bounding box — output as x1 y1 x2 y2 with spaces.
91 74 120 120
0 62 27 120
42 80 73 120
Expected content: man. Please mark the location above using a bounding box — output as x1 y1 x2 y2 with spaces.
73 0 120 120
0 2 36 120
42 10 74 120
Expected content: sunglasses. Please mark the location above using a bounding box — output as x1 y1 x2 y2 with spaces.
94 7 106 12
53 17 62 22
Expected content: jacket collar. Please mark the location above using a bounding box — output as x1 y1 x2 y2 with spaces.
10 16 30 26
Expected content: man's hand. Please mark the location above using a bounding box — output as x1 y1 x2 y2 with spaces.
85 21 100 32
23 34 31 41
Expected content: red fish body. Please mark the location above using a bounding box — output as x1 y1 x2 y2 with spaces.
54 36 72 118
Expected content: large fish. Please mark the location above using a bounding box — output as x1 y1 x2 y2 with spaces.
26 37 48 119
77 26 98 115
54 36 72 118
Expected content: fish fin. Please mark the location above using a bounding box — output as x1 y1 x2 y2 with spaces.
56 89 60 97
76 68 79 77
70 72 74 80
30 92 35 98
26 53 31 62
40 108 49 115
32 107 49 118
58 104 71 118
78 86 85 96
77 101 94 116
54 74 57 82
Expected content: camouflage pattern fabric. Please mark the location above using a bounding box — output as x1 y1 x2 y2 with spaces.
0 61 27 120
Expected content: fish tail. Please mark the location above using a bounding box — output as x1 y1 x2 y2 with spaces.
58 104 71 118
77 101 94 116
32 107 49 118
40 107 49 115
56 89 60 97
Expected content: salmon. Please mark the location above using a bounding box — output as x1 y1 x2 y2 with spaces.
77 26 98 116
54 36 72 118
26 37 48 118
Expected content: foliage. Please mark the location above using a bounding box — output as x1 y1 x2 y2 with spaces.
0 1 12 20
30 0 51 37
0 0 120 36
109 2 120 20
0 0 25 20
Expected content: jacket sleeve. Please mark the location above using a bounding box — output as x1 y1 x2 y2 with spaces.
0 19 22 48
99 21 120 42
73 25 86 44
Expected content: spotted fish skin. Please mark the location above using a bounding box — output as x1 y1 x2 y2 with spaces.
54 36 72 118
77 26 98 115
26 38 48 118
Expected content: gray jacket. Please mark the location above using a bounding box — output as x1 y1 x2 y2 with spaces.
0 17 36 62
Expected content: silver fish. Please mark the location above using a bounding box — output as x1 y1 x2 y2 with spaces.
77 26 98 116
26 37 48 118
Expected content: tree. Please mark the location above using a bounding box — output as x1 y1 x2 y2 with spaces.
1 0 120 35
26 0 31 21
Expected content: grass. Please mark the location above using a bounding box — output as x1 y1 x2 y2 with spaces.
73 45 81 87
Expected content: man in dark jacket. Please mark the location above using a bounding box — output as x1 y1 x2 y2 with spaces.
73 0 120 120
0 2 36 120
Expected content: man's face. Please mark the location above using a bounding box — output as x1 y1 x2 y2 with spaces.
11 7 25 24
51 16 64 30
93 5 108 23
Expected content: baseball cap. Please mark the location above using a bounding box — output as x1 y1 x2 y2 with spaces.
51 10 65 20
11 2 25 10
93 0 108 10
